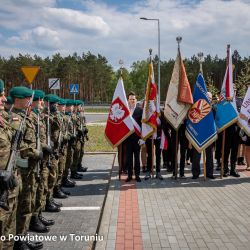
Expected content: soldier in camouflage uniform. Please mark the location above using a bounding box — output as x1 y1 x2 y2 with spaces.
0 80 18 250
75 101 88 173
30 90 55 232
53 98 69 199
69 101 84 180
62 100 76 187
44 94 62 212
9 86 43 250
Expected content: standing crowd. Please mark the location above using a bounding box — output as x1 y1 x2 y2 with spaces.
119 91 250 181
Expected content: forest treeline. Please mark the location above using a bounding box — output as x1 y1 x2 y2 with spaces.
0 50 249 103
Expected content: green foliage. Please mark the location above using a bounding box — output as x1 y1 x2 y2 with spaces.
0 50 249 103
236 59 250 98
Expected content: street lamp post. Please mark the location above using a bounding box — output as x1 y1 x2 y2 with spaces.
140 17 161 103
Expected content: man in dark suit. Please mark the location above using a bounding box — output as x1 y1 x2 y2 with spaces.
124 92 143 182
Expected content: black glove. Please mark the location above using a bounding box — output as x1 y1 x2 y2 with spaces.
84 127 88 135
42 144 53 155
77 129 83 137
0 170 17 191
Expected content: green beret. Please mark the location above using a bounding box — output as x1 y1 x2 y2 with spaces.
65 99 74 106
10 86 33 99
0 79 5 94
33 90 45 101
6 96 13 105
75 100 84 106
44 94 60 103
58 98 66 105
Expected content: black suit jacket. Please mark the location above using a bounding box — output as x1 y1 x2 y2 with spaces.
128 105 143 141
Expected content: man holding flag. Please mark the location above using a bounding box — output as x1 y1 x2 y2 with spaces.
105 77 142 182
186 74 218 179
214 45 239 177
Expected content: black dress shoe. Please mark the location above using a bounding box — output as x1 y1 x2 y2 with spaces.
29 215 50 233
135 176 141 182
192 176 199 179
53 187 68 199
125 177 132 182
26 241 43 250
207 175 216 179
45 201 61 212
39 214 55 226
14 240 31 250
223 172 229 177
62 178 75 188
230 171 240 177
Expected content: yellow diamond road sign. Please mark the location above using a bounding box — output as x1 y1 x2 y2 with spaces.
21 66 40 84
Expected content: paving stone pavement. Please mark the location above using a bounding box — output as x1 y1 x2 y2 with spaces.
29 154 115 250
97 160 250 250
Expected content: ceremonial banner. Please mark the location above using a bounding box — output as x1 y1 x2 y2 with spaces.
105 78 134 147
215 45 238 132
186 73 217 153
141 61 160 140
238 86 250 136
164 48 193 130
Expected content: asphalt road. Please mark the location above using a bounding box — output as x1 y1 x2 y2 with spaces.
85 113 108 124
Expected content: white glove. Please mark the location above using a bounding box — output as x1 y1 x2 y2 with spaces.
242 136 247 142
138 139 145 146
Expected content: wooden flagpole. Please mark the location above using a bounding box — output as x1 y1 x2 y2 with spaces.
203 150 206 181
175 130 178 180
151 138 155 178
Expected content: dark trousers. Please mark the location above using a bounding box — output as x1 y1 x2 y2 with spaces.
125 138 140 178
192 145 214 177
146 138 161 173
224 125 240 170
179 134 188 176
118 142 127 172
215 132 222 163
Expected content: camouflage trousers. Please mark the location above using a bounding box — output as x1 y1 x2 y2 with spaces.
34 160 49 215
16 161 37 235
56 146 67 187
0 171 19 250
78 141 85 166
71 140 81 173
63 144 73 178
47 157 58 200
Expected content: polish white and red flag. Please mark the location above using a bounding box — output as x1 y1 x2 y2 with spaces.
141 61 161 140
105 77 134 147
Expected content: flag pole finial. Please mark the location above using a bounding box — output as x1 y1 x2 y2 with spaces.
149 48 153 62
176 36 182 50
119 59 124 78
197 52 204 74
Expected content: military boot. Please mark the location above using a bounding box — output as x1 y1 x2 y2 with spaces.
53 186 68 199
230 163 240 177
70 171 83 179
26 240 43 250
45 199 61 212
77 163 88 172
50 198 62 207
29 215 50 233
62 177 75 187
39 212 55 226
14 240 31 250
60 187 70 196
